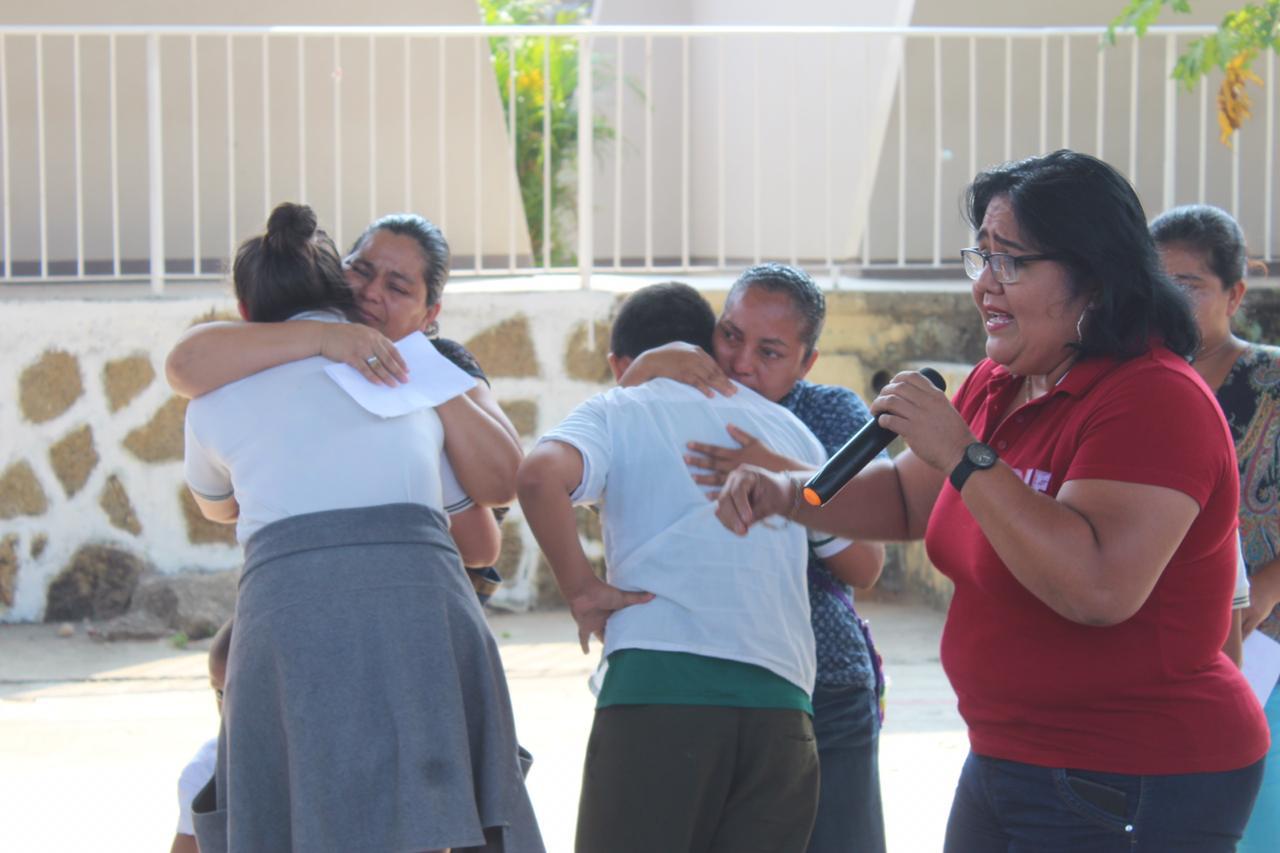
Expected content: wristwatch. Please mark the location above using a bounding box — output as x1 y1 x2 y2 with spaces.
950 442 998 492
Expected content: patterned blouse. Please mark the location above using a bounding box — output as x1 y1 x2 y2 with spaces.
1217 343 1280 642
778 380 882 689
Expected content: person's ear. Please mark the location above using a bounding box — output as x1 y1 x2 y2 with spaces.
1226 280 1247 318
608 352 631 383
419 300 445 335
424 301 444 326
237 300 249 321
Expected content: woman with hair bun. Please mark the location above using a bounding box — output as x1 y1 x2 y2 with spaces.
183 203 543 853
1153 203 1280 851
167 211 522 591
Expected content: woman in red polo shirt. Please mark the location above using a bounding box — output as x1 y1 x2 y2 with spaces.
716 150 1269 851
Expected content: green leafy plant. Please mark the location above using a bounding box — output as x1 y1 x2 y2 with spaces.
479 0 616 265
1107 1 1280 142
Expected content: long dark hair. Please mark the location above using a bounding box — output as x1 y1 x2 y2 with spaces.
234 203 355 323
965 150 1198 360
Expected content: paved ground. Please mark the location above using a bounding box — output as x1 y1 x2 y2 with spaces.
0 599 966 852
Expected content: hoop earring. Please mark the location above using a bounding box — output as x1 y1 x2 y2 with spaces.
1076 310 1087 342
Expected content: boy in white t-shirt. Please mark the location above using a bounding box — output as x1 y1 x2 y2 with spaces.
170 620 231 853
519 283 849 853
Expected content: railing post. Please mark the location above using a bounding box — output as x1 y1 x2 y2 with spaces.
1161 34 1177 215
577 31 593 290
146 33 166 294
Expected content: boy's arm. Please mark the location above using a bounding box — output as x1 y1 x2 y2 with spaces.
170 833 199 853
820 541 886 591
1223 610 1244 667
517 441 652 653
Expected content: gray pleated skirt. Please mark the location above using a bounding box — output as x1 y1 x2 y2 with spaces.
192 503 543 853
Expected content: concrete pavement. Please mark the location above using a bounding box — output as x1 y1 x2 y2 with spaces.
0 599 965 852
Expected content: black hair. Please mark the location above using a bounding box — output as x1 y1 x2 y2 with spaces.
727 263 826 356
233 203 355 323
610 281 717 360
349 213 451 308
1150 204 1249 289
965 149 1198 360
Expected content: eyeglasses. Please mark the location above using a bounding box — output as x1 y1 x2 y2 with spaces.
960 248 1063 285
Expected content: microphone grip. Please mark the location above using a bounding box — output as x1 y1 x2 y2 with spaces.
801 367 947 507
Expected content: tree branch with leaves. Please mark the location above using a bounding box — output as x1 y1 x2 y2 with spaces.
1107 0 1280 142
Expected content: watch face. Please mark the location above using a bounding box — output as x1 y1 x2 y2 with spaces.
967 443 997 467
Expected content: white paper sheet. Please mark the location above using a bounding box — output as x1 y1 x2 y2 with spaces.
1242 630 1280 707
324 332 477 418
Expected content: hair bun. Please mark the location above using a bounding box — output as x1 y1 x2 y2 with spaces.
264 202 318 252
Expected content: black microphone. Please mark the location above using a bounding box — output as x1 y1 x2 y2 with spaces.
801 367 947 507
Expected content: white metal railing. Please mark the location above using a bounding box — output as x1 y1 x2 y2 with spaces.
0 24 1274 291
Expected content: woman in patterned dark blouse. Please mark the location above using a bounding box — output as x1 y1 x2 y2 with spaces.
1153 203 1279 851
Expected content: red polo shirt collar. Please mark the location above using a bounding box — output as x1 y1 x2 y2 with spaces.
984 352 1125 401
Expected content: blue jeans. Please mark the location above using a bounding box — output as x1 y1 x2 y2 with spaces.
1240 685 1280 852
944 752 1265 852
805 683 886 853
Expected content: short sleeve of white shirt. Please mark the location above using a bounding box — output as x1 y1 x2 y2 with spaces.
175 737 218 835
808 529 854 561
539 395 611 504
184 416 233 501
440 456 473 515
1234 531 1251 610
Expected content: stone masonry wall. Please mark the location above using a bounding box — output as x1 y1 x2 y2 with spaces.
4 282 1279 621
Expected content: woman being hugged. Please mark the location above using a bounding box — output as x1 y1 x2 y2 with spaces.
717 151 1269 851
168 213 522 566
1153 203 1280 852
184 203 542 853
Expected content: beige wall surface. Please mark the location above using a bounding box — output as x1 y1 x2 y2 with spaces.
909 0 1242 27
869 0 1279 265
0 0 481 27
592 0 914 267
0 1 531 274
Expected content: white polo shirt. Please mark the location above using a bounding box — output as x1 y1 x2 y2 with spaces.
175 736 217 836
541 378 850 695
184 312 469 544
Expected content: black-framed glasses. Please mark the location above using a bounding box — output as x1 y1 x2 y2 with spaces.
960 248 1063 284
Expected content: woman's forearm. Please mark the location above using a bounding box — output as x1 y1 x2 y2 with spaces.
822 541 886 590
790 453 942 543
467 382 522 446
438 393 523 507
959 464 1199 626
449 504 502 567
1242 555 1280 635
166 321 325 397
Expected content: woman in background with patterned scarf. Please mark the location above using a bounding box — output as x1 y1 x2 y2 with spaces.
1153 203 1279 852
